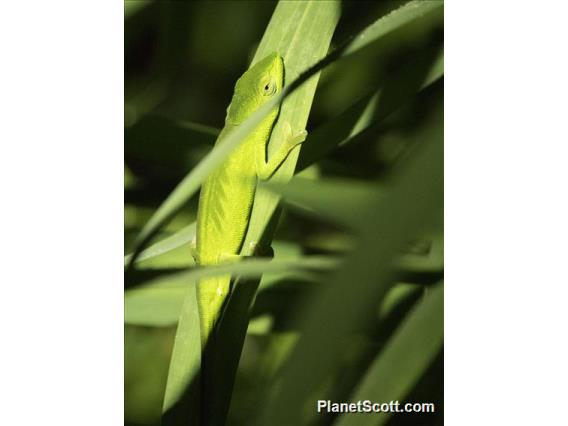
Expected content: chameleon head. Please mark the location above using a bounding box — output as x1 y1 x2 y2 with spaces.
226 53 284 125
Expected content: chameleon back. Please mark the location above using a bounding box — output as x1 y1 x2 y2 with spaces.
196 53 283 264
195 53 284 346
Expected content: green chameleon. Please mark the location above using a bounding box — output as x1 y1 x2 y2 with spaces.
192 52 307 349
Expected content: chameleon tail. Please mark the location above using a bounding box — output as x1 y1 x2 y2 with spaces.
196 274 232 349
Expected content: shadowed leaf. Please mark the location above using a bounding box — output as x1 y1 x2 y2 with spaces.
335 282 443 426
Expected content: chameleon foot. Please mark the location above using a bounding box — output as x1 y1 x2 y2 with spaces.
282 121 307 150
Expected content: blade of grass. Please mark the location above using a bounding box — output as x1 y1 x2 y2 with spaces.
124 270 321 328
124 222 196 266
265 177 381 230
341 0 443 58
161 282 201 426
126 241 309 327
335 282 443 426
130 256 338 292
123 221 308 267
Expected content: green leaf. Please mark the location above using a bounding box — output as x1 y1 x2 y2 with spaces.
125 241 321 327
254 100 443 425
130 256 338 292
297 46 443 171
125 241 307 328
124 222 196 266
335 282 443 426
265 176 381 230
158 254 337 425
269 84 444 232
341 1 443 57
124 269 321 329
125 285 189 327
161 283 202 426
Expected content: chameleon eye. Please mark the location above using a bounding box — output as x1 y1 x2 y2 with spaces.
262 80 277 96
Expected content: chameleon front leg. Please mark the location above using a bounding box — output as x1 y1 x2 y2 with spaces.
256 122 307 180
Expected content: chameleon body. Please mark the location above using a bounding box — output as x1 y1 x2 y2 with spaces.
193 53 307 348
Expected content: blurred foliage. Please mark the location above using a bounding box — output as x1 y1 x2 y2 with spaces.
125 1 443 425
